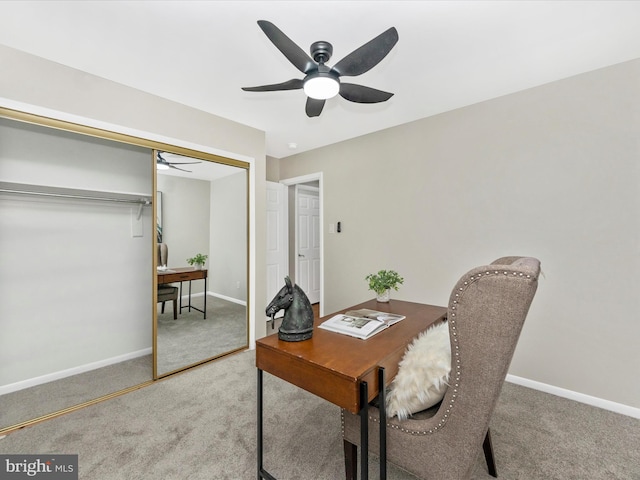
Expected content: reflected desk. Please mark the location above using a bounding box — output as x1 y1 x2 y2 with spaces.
256 299 447 480
157 267 208 319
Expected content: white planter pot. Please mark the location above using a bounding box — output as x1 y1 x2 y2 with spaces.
376 289 390 302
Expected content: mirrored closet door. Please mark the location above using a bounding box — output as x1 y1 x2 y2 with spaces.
0 110 249 433
154 152 248 377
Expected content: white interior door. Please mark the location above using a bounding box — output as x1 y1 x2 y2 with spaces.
266 182 288 318
296 186 320 304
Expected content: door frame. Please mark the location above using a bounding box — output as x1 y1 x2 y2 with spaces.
280 172 324 317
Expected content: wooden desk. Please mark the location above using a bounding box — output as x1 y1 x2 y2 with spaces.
256 299 447 480
157 267 208 319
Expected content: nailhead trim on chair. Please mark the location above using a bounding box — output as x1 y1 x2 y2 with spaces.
345 268 536 436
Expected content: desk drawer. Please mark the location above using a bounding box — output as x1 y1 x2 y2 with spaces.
158 270 207 283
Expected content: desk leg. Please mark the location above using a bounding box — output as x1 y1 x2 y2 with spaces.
188 280 192 312
179 281 183 312
379 367 387 480
257 368 263 480
257 368 277 480
204 276 207 319
359 380 369 480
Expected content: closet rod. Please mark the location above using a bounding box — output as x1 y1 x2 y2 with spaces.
0 188 151 205
0 182 151 206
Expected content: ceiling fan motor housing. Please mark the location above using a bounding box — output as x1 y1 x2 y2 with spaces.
310 41 333 64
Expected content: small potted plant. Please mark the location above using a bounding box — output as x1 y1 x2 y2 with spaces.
366 269 404 302
186 253 208 270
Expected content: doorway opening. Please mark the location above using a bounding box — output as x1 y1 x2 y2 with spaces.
268 172 324 320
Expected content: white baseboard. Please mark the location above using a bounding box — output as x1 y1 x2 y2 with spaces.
0 348 152 396
183 291 245 306
506 374 640 419
205 291 247 306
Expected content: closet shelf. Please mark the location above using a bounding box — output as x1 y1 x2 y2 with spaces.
0 181 152 206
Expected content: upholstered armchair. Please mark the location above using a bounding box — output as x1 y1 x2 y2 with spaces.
341 256 541 479
157 243 179 320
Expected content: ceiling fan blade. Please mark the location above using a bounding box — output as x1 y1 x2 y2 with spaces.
167 161 201 165
339 83 394 103
332 27 398 77
305 97 325 117
257 20 316 74
157 152 199 163
168 165 192 173
242 79 304 92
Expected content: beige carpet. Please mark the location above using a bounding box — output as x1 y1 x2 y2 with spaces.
1 350 639 480
1 295 247 430
156 294 247 375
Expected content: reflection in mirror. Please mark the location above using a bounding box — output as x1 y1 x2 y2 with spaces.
155 152 248 378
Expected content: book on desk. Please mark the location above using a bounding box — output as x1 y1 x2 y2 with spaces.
318 308 406 340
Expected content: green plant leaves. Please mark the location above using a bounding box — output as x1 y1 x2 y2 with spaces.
365 269 404 294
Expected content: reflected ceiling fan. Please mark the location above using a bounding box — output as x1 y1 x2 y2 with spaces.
242 20 398 117
156 152 201 172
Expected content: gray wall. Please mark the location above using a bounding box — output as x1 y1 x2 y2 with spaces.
156 174 211 294
278 59 640 410
157 171 247 301
210 171 247 300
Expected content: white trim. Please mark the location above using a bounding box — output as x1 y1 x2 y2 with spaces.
296 184 320 193
280 173 323 187
280 172 324 317
207 291 247 306
0 348 152 396
506 374 640 419
174 290 248 309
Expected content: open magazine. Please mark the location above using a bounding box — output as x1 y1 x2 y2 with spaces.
318 308 405 340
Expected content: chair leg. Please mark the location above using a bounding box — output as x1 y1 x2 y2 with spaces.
161 301 166 314
172 298 178 320
343 439 358 480
483 428 498 477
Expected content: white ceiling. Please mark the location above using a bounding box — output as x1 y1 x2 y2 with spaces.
2 1 640 159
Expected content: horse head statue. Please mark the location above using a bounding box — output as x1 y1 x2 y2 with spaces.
265 276 314 341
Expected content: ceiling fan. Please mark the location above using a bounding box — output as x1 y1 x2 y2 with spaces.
156 152 201 172
242 20 399 117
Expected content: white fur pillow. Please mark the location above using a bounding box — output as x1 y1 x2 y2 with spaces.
386 321 451 420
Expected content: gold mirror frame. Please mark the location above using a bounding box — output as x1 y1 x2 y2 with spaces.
0 107 250 435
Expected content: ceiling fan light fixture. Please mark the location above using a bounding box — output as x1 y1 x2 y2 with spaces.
157 162 170 170
303 73 339 100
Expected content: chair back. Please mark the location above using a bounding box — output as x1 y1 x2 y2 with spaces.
430 256 540 476
341 256 541 480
